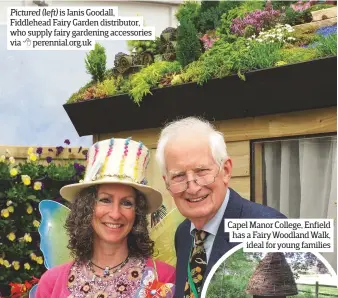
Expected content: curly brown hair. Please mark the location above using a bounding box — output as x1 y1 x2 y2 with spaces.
64 186 155 262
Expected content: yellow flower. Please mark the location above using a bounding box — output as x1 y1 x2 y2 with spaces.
27 147 34 155
6 200 12 206
21 175 31 186
36 256 44 265
0 258 3 265
9 157 15 164
12 261 20 270
7 206 14 213
24 233 32 243
24 262 31 270
29 153 37 162
7 232 16 241
1 209 9 218
33 181 42 190
3 260 10 268
26 203 33 214
30 253 37 261
33 220 40 228
10 168 18 177
0 155 5 162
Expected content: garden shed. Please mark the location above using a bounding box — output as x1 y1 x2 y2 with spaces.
64 0 337 271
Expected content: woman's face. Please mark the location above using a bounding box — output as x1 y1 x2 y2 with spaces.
92 184 137 246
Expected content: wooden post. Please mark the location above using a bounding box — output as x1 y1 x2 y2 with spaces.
315 281 319 298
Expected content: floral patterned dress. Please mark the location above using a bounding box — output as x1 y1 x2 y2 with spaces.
67 257 175 298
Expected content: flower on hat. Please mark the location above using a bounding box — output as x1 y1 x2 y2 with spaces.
24 262 31 270
27 147 34 155
0 155 5 162
30 253 37 261
9 156 15 164
8 206 14 213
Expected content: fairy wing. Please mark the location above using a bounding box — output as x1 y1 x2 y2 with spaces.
38 200 73 269
150 208 185 267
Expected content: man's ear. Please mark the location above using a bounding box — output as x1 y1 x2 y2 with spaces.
162 175 166 183
222 158 232 183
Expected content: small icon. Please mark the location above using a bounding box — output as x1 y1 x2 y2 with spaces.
23 38 32 47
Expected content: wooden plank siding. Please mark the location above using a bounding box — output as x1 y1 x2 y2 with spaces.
96 107 336 204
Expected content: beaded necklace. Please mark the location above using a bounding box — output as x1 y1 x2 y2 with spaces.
88 255 129 282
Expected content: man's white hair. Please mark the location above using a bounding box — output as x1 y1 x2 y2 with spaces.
155 116 228 176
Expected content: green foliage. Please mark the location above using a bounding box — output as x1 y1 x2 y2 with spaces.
176 17 202 67
128 61 181 104
241 40 283 70
127 39 158 54
216 2 262 40
67 81 95 104
279 47 319 64
315 33 337 57
175 1 200 30
271 1 296 10
206 250 258 298
180 38 250 85
308 4 336 12
280 7 313 26
0 145 85 287
84 43 107 82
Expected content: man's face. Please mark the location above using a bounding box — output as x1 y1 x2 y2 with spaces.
164 136 232 228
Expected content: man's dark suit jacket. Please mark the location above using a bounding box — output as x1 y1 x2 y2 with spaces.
174 188 287 298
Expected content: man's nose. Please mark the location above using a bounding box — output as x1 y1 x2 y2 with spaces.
185 174 201 194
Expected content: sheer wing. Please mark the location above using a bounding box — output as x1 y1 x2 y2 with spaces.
150 208 185 267
38 200 73 269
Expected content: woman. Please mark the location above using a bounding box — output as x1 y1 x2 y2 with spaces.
36 137 175 298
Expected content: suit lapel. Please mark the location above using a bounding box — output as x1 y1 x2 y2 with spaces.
205 190 244 278
176 220 193 297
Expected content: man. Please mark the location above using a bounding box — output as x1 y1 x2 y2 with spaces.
155 117 286 298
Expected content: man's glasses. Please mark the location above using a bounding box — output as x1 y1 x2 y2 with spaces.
166 162 223 194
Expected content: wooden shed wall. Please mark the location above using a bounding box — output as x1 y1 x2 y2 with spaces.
95 107 336 210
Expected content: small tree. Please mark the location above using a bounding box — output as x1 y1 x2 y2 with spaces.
85 43 107 82
176 18 201 67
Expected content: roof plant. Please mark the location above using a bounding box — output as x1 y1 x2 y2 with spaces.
67 0 337 106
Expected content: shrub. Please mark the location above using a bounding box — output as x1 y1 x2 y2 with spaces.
217 1 263 38
84 43 107 82
176 17 201 67
175 1 200 31
280 7 313 26
230 7 281 37
180 38 250 85
128 61 181 104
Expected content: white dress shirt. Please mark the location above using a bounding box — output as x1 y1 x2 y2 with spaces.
190 188 230 262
